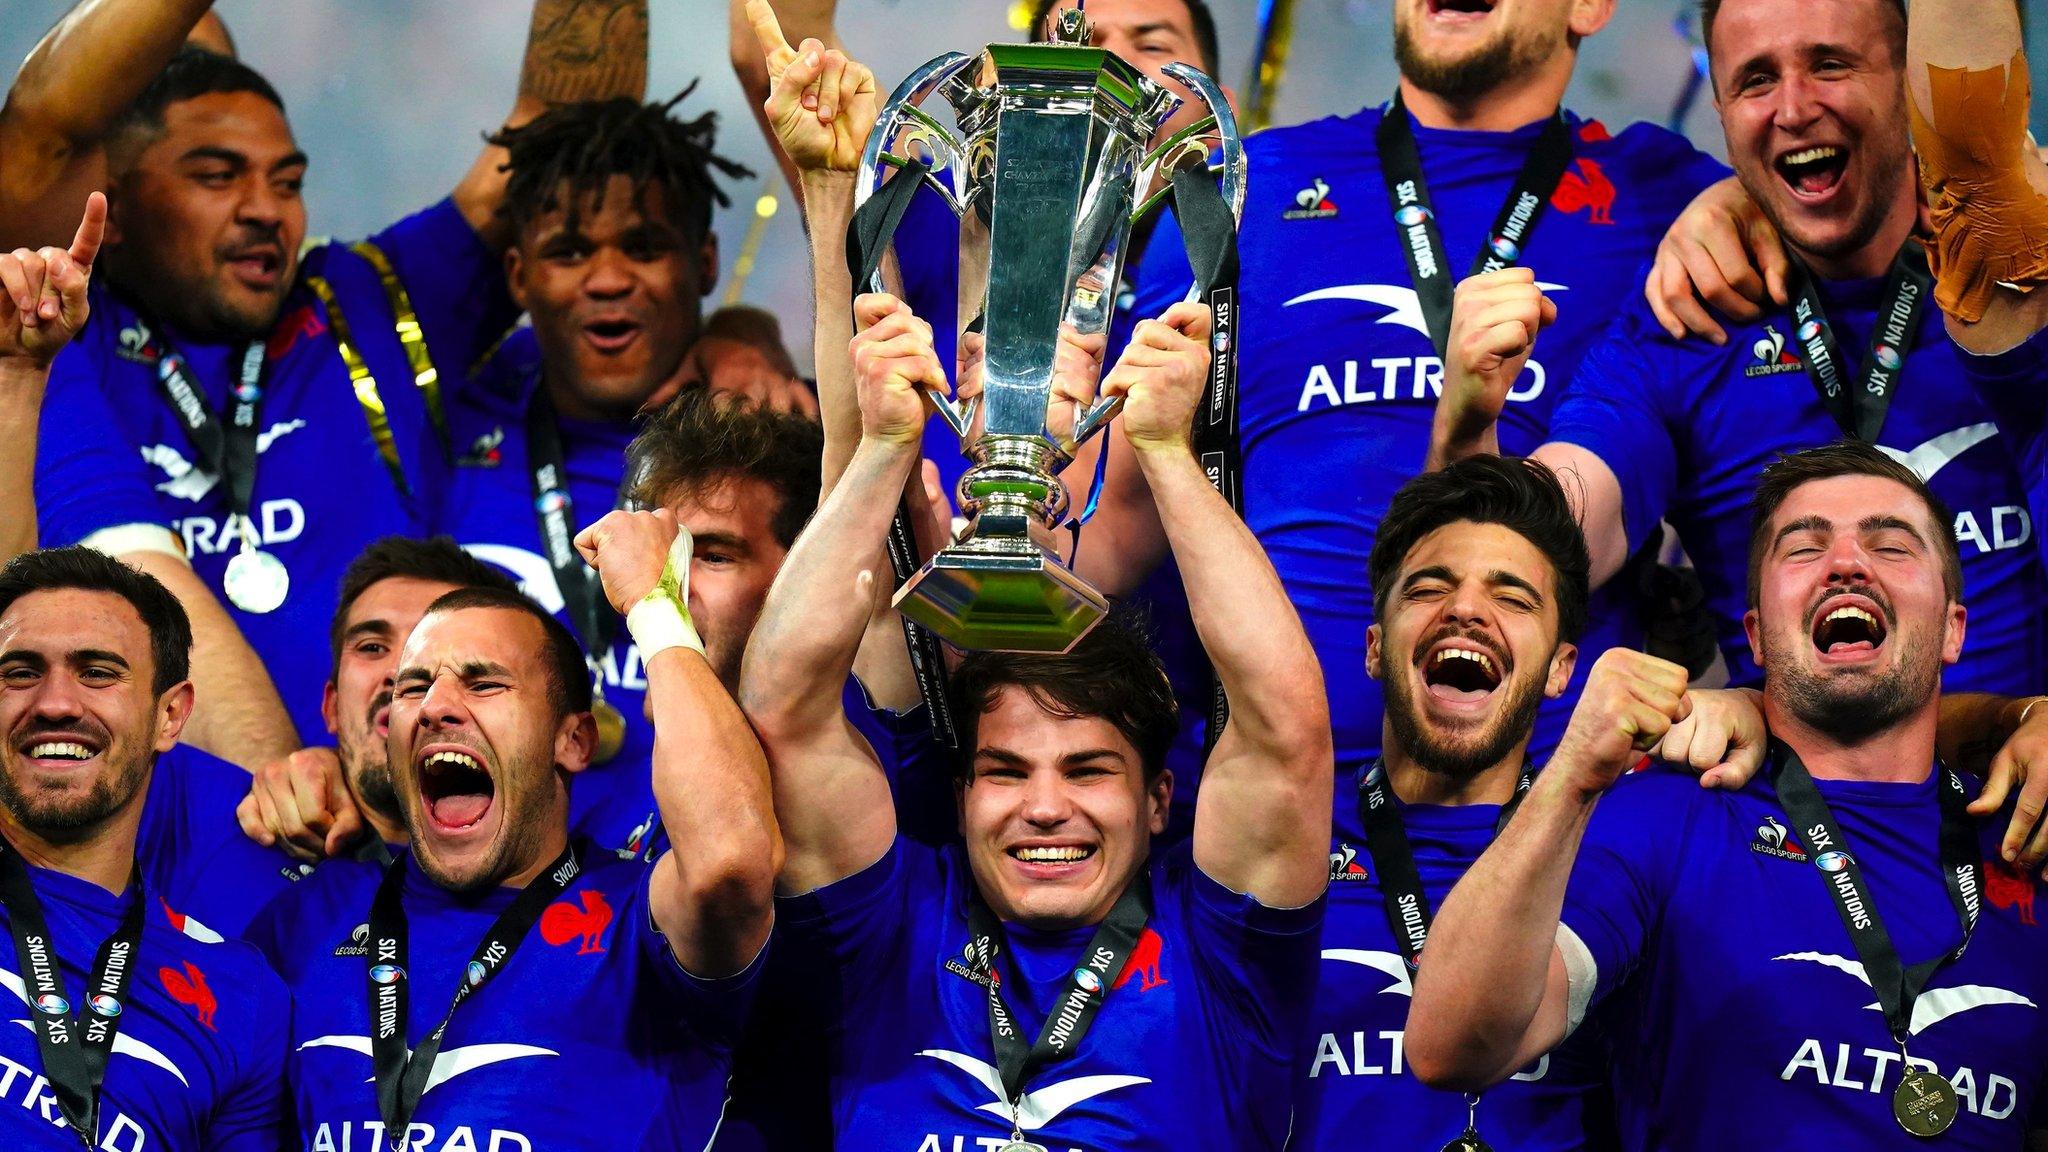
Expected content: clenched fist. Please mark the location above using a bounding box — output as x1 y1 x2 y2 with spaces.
1551 649 1692 798
576 508 689 614
1432 268 1556 458
851 293 949 445
1102 302 1212 455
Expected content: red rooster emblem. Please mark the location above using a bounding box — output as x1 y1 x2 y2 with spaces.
539 890 613 955
1552 158 1616 225
1985 859 2038 926
160 961 217 1031
1111 928 1168 993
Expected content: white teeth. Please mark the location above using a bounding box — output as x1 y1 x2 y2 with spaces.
423 750 481 772
27 742 91 761
1825 606 1879 629
1782 146 1841 166
1432 646 1496 676
1013 846 1092 863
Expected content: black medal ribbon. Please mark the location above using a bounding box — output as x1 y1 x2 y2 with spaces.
965 874 1153 1116
1786 242 1933 444
523 388 629 663
1772 742 1979 1047
368 841 581 1147
0 844 146 1148
1356 760 1532 968
1375 93 1575 358
142 323 271 530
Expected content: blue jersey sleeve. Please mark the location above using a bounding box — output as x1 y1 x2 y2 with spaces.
1958 325 2048 490
204 956 292 1152
1545 293 1684 552
846 679 958 847
626 864 768 1049
34 322 170 546
775 839 918 1031
1172 845 1325 1058
363 198 521 386
1558 769 1694 1008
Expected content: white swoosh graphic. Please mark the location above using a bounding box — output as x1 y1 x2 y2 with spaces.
1321 948 1413 997
919 1048 1150 1130
1282 282 1569 341
1875 423 1999 483
1774 952 2038 1035
459 544 567 614
0 970 188 1085
300 1034 558 1093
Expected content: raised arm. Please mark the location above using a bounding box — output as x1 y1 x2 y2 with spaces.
730 0 846 201
0 0 215 251
1407 650 1689 1090
0 192 101 558
738 292 948 893
1105 303 1331 908
452 0 650 249
577 508 779 977
1906 0 2048 352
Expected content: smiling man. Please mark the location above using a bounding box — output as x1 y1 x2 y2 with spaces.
1431 0 2047 703
737 286 1331 1151
248 520 779 1151
1407 442 2048 1148
0 547 286 1149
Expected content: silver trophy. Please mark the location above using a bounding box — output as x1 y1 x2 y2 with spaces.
857 7 1245 653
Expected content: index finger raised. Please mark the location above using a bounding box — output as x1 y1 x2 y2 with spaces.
745 0 795 60
69 192 106 271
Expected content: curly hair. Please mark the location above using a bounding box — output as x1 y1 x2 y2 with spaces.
627 389 823 549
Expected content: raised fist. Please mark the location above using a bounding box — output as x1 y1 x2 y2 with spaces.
1552 649 1692 798
851 293 949 445
1101 302 1212 455
1434 268 1555 451
576 508 688 615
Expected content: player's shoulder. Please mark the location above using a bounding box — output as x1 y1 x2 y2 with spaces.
1247 105 1380 167
143 909 290 1009
245 855 382 950
1572 115 1717 173
1588 763 1737 833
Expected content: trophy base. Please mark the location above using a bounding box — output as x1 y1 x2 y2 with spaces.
893 544 1109 654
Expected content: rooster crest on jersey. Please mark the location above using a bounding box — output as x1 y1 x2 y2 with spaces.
1752 815 1810 861
1745 325 1805 377
1285 177 1339 220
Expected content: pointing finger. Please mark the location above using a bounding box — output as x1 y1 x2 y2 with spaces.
69 192 106 271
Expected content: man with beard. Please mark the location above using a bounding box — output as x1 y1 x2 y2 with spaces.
1097 0 1728 791
248 520 779 1151
1432 0 2046 710
20 0 650 766
0 546 286 1148
1408 441 2048 1147
1302 455 1770 1150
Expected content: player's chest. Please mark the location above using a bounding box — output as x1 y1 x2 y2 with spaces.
0 983 226 1150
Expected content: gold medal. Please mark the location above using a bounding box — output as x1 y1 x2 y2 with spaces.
591 697 625 764
1894 1067 1959 1137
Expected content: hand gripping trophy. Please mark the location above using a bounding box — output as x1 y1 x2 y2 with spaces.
854 4 1245 653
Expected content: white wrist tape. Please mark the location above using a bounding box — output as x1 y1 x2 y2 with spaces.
626 529 704 659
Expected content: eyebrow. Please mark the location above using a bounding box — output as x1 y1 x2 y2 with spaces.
971 747 1127 768
1771 514 1834 551
72 649 132 669
394 659 512 686
692 531 750 554
1860 514 1928 545
1399 565 1544 601
178 145 309 172
341 619 394 646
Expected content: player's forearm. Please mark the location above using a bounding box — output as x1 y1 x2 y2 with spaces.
1137 442 1328 764
1407 769 1594 1091
5 0 214 147
1936 691 2034 776
1426 406 1500 471
806 171 861 491
0 361 47 559
119 551 299 766
515 0 649 114
646 646 780 975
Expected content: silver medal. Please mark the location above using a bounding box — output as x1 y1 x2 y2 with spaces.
222 547 290 614
998 1142 1048 1152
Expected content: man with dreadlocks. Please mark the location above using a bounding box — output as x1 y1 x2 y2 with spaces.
431 94 819 855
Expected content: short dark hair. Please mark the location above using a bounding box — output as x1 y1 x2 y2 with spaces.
0 548 192 696
1699 0 1905 70
492 86 751 243
1369 456 1592 644
951 605 1179 782
1746 441 1963 608
628 388 823 549
330 536 519 667
111 47 286 140
419 587 593 721
1029 0 1221 76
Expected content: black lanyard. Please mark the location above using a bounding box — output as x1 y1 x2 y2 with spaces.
1787 243 1933 444
1356 760 1532 967
141 321 271 525
964 874 1153 1125
0 845 145 1148
367 842 580 1146
523 389 629 661
1772 743 1979 1046
1375 93 1575 358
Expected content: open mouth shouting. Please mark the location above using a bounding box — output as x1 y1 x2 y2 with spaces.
1810 593 1889 662
1425 0 1497 22
1418 636 1506 711
417 745 496 834
1775 144 1849 204
1006 841 1098 881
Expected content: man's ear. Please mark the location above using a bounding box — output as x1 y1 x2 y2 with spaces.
155 681 196 752
698 232 720 300
1146 768 1173 836
556 711 597 776
1544 642 1579 699
321 679 342 740
503 246 530 313
1567 0 1617 40
1942 602 1967 666
1743 608 1764 669
1365 623 1385 681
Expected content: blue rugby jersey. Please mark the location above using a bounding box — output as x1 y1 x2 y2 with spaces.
1549 278 2046 693
1128 106 1726 780
1955 324 2048 572
138 743 312 941
1298 762 1610 1150
247 848 759 1152
33 199 519 742
778 838 1322 1152
0 862 288 1149
1562 763 2048 1148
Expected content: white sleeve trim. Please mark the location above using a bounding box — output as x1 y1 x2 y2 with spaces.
1556 921 1599 1037
81 524 186 562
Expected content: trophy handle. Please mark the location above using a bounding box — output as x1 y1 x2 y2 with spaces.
1071 395 1122 446
1130 61 1248 233
855 50 977 257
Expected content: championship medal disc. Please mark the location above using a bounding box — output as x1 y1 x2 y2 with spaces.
998 1142 1048 1152
223 547 291 614
1894 1068 1959 1137
591 697 626 764
1441 1135 1494 1152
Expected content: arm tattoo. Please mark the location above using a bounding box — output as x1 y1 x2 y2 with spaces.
517 0 649 106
